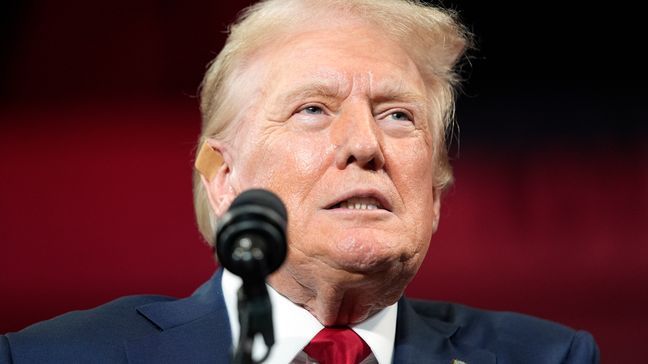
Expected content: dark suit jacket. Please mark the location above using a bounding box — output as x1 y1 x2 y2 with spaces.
1 269 599 363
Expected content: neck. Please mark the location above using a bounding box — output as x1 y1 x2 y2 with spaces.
268 260 409 326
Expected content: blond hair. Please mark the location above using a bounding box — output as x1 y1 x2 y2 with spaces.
194 0 471 245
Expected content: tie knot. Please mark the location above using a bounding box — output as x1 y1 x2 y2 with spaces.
303 327 372 364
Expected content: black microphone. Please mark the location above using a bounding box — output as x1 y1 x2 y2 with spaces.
214 189 287 364
215 188 287 285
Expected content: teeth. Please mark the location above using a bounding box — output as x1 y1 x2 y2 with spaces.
340 197 382 210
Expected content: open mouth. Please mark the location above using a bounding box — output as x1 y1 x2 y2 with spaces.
326 194 392 212
330 196 383 210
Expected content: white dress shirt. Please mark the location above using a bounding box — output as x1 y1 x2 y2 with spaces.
222 269 397 364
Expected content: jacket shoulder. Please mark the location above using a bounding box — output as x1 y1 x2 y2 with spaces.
1 294 175 363
407 299 599 363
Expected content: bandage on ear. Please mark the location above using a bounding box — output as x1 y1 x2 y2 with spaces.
195 142 223 182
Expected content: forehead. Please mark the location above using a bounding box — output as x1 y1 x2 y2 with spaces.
248 23 427 98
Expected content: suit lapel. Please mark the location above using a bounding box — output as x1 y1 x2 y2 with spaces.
125 270 232 363
123 272 496 364
393 298 496 364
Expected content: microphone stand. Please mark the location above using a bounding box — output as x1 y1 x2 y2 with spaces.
230 236 276 364
234 279 274 364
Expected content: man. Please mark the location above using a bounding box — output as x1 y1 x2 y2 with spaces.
1 0 599 363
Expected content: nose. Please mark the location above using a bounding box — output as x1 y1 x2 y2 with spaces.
332 103 385 171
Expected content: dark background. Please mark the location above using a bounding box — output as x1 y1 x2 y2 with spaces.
1 1 646 362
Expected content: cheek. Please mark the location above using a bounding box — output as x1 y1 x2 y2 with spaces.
238 132 334 204
284 138 332 177
395 142 435 197
272 138 336 218
390 141 437 240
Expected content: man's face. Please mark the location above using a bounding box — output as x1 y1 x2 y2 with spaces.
221 22 440 294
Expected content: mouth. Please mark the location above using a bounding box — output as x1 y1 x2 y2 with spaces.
324 191 392 212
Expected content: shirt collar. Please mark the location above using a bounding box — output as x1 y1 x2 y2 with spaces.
352 300 397 364
222 269 397 364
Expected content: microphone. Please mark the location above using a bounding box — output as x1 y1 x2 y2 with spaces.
215 188 287 285
214 189 287 364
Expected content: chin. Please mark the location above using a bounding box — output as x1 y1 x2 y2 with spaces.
328 235 408 274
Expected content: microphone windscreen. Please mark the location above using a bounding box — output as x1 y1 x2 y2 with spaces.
230 189 287 221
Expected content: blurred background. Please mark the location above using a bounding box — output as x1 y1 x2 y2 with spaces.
1 0 646 361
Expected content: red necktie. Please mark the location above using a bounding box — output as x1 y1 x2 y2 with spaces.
303 327 372 364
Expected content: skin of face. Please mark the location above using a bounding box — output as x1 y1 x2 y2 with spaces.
204 21 441 325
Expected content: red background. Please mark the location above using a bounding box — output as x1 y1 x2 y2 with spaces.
1 1 646 362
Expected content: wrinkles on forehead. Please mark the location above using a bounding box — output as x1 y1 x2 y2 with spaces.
261 67 429 127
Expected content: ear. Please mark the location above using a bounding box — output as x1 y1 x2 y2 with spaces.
430 187 442 234
196 140 238 216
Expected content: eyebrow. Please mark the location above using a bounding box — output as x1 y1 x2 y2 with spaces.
370 81 428 108
273 78 427 111
275 81 342 105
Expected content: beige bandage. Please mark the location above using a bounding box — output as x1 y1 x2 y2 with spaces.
194 142 223 182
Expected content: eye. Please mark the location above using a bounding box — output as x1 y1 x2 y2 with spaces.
291 104 330 129
388 111 413 122
299 105 324 115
